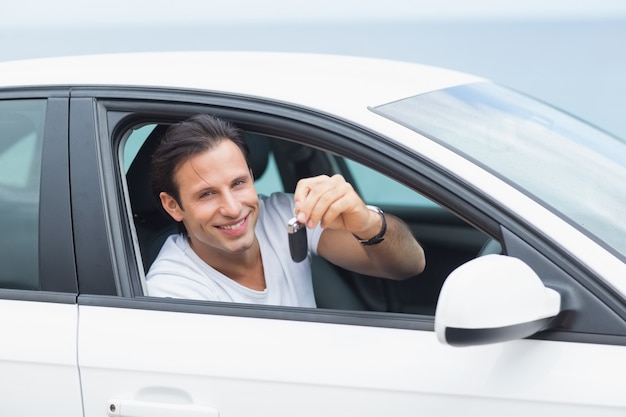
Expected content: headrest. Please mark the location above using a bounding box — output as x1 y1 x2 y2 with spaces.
243 132 271 180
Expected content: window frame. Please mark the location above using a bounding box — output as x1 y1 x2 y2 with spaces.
67 87 626 344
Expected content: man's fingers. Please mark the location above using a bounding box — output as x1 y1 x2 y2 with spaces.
295 175 361 229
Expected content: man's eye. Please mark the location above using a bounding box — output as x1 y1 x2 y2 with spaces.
199 191 214 198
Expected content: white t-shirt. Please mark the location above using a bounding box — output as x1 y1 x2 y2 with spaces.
145 193 323 307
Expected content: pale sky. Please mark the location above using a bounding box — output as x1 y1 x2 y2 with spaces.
3 0 626 28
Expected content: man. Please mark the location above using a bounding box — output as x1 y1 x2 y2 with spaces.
146 114 425 307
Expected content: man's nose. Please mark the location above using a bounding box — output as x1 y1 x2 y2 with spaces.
220 190 241 217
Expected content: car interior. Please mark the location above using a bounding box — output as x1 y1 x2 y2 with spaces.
124 121 500 315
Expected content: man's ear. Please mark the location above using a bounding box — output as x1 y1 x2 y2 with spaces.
159 192 184 222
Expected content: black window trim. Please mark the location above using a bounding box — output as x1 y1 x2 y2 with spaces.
40 95 77 293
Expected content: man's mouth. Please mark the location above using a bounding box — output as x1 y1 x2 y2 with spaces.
217 216 247 230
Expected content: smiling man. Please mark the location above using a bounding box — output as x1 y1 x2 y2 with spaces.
146 114 425 307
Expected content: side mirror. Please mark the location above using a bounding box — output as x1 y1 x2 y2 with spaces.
435 255 561 347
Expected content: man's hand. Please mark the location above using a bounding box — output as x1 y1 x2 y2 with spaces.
293 174 381 239
294 174 425 280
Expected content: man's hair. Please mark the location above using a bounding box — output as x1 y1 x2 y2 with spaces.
150 114 250 208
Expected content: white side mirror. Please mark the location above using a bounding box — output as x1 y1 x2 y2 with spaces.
435 254 561 347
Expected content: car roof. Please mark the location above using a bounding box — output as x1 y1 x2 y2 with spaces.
0 51 483 112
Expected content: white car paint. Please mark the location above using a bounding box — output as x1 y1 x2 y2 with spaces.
78 305 626 416
435 255 561 335
0 52 482 116
0 299 82 416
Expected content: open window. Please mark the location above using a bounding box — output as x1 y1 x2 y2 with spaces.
121 119 500 315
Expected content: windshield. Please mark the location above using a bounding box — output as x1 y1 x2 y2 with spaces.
374 82 626 259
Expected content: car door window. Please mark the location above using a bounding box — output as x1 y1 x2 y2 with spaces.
122 121 495 315
0 99 46 290
345 159 439 208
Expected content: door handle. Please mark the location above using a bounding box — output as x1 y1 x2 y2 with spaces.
107 399 219 417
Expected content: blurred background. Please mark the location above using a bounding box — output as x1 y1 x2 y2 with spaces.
2 0 625 138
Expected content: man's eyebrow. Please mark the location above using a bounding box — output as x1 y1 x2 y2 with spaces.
232 175 250 183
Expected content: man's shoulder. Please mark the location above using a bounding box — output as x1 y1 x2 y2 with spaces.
157 233 186 255
147 234 193 274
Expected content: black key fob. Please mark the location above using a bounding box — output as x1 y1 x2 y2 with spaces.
288 217 308 262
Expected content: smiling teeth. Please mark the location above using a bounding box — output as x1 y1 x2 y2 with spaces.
219 218 245 230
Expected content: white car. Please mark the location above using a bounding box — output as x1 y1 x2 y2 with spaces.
1 52 625 416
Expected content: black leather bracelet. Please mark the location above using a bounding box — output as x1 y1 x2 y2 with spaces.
353 205 386 246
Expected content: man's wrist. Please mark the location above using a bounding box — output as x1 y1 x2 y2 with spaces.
352 205 386 246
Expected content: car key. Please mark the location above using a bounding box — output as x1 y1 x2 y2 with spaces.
288 217 308 262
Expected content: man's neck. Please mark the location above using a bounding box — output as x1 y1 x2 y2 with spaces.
190 237 266 291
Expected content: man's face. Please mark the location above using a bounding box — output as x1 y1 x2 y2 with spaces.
160 139 259 261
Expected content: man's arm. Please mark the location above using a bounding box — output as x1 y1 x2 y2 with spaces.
294 174 425 280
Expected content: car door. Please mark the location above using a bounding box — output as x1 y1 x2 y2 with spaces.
0 94 82 416
74 92 626 417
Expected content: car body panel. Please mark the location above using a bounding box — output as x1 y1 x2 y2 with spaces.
0 297 82 416
78 302 626 416
0 52 483 121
